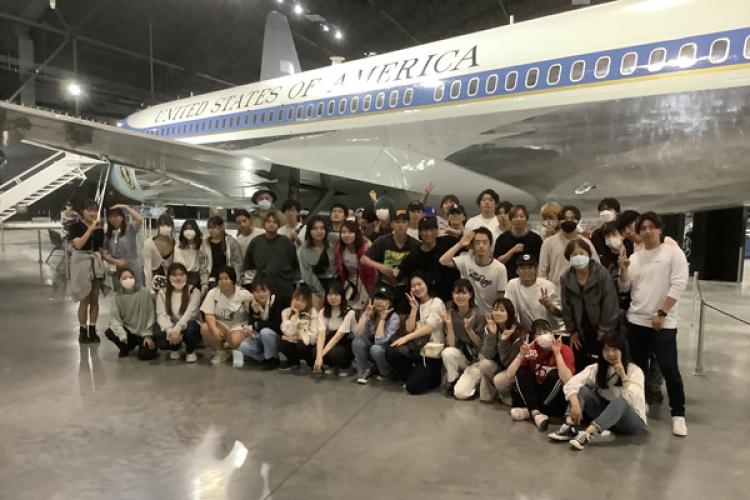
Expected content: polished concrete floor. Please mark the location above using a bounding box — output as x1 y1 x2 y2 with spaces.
1 230 749 500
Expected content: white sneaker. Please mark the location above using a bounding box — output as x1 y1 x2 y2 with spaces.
324 367 335 375
672 416 688 437
533 413 549 431
210 351 230 366
169 350 182 361
356 369 372 385
510 408 531 421
338 367 351 377
232 350 245 368
185 352 198 363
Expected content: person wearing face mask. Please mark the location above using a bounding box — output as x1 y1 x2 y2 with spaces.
591 198 629 263
200 216 243 288
479 298 525 404
538 205 599 288
363 194 395 242
493 204 544 280
334 220 378 311
250 187 285 229
104 268 159 360
143 214 175 293
560 239 621 372
101 204 144 290
155 263 202 363
503 319 575 430
549 331 646 450
244 212 300 300
174 219 208 292
539 202 562 239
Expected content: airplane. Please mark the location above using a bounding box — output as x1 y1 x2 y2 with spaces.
2 0 750 215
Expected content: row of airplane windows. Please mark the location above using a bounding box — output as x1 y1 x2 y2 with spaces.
149 35 750 138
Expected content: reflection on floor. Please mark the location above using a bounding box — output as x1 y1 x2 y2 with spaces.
1 230 749 500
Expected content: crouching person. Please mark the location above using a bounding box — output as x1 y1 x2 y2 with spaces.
548 331 647 450
155 263 202 363
104 268 158 360
278 286 318 370
477 298 524 404
352 286 400 384
314 282 358 376
236 278 288 369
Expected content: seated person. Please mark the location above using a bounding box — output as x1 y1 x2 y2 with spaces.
155 263 202 363
200 267 253 366
440 279 487 400
104 268 159 360
352 286 400 384
278 286 318 370
548 331 646 450
503 319 575 430
478 298 524 404
313 282 358 376
235 277 289 369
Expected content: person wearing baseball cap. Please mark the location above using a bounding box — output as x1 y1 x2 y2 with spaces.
406 201 425 240
352 285 400 384
504 252 564 333
443 204 466 237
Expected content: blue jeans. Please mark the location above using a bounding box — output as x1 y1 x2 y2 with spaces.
352 334 391 377
577 386 646 434
238 327 279 361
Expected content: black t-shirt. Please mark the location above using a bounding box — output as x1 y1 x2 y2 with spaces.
209 240 227 277
400 236 460 303
365 233 420 286
492 230 543 279
68 221 104 251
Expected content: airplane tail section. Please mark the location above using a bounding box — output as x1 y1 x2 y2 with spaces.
260 11 302 81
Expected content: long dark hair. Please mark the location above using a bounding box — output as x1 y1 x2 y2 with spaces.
597 331 632 389
106 207 127 239
304 215 329 247
338 219 364 253
408 271 434 301
492 297 519 331
451 278 476 309
178 219 202 249
207 216 226 251
323 281 349 319
165 262 190 316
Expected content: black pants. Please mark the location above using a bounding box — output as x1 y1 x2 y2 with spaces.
626 321 685 416
511 368 567 416
154 320 202 354
104 327 158 360
279 339 315 366
573 336 600 373
323 336 353 369
385 346 442 395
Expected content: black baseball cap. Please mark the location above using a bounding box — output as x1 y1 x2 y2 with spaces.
373 286 394 301
407 201 425 212
392 209 409 221
418 216 438 231
447 204 465 215
516 252 538 267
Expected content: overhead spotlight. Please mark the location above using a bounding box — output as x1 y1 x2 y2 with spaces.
293 4 303 15
49 0 56 9
321 24 330 32
573 182 596 195
66 82 82 97
334 29 343 40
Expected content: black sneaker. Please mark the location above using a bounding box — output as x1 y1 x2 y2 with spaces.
88 325 100 343
78 326 89 344
278 360 292 371
548 423 577 442
261 358 280 371
570 431 591 451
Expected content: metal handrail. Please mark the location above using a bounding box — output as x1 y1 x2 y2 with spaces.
0 151 65 192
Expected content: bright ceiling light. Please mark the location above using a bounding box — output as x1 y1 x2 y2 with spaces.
67 82 82 97
321 24 330 32
334 29 343 40
49 0 56 9
293 4 303 15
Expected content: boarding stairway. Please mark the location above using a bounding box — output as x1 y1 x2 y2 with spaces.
0 149 106 223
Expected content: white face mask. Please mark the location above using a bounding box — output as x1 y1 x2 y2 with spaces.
183 229 196 240
257 199 272 211
605 237 622 252
376 208 390 221
159 225 173 237
599 210 616 223
120 278 136 290
570 255 590 269
170 279 185 290
535 332 554 349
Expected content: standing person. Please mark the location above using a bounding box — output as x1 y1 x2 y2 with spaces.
361 209 420 319
200 267 253 366
464 189 502 248
437 194 461 234
479 298 524 404
200 216 243 288
335 220 378 311
590 198 625 258
595 222 633 283
439 279 487 400
327 202 348 245
251 186 285 229
104 268 158 360
439 228 508 315
69 200 105 344
503 319 575 430
298 215 336 310
363 194 395 241
442 203 466 237
406 201 425 240
539 202 562 239
313 282 358 376
538 205 599 287
244 212 299 300
278 199 304 247
496 201 513 234
233 209 259 260
102 204 144 289
619 212 689 437
493 204 543 280
143 214 175 293
400 216 460 303
155 263 202 363
352 286 400 384
278 286 318 370
235 277 288 369
549 331 646 450
504 253 564 332
385 272 446 395
173 219 208 292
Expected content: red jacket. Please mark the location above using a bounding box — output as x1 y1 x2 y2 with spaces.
335 242 378 293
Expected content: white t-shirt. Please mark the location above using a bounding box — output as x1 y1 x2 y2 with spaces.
318 308 357 334
417 297 446 343
465 214 502 250
406 227 421 241
504 277 564 331
235 231 259 259
452 254 507 315
200 286 252 330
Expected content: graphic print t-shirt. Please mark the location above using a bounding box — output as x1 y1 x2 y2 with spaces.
452 254 507 315
365 233 420 286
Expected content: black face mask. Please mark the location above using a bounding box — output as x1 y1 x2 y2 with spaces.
560 220 578 233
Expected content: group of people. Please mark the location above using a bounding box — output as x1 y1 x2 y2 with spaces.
65 185 690 450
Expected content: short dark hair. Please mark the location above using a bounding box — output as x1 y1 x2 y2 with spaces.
636 211 664 232
291 284 313 312
407 270 435 298
234 209 252 221
475 189 500 206
281 199 301 213
440 194 459 207
250 276 270 292
157 214 174 228
263 211 281 225
564 238 593 260
81 199 98 212
329 202 348 214
601 221 619 236
531 318 553 335
498 201 513 214
207 215 224 228
598 197 621 213
558 205 581 221
216 266 237 284
508 204 529 220
615 210 640 232
473 226 494 247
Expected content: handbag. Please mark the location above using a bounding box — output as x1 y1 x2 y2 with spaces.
420 342 444 359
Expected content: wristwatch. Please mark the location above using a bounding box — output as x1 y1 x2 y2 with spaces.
657 309 668 317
